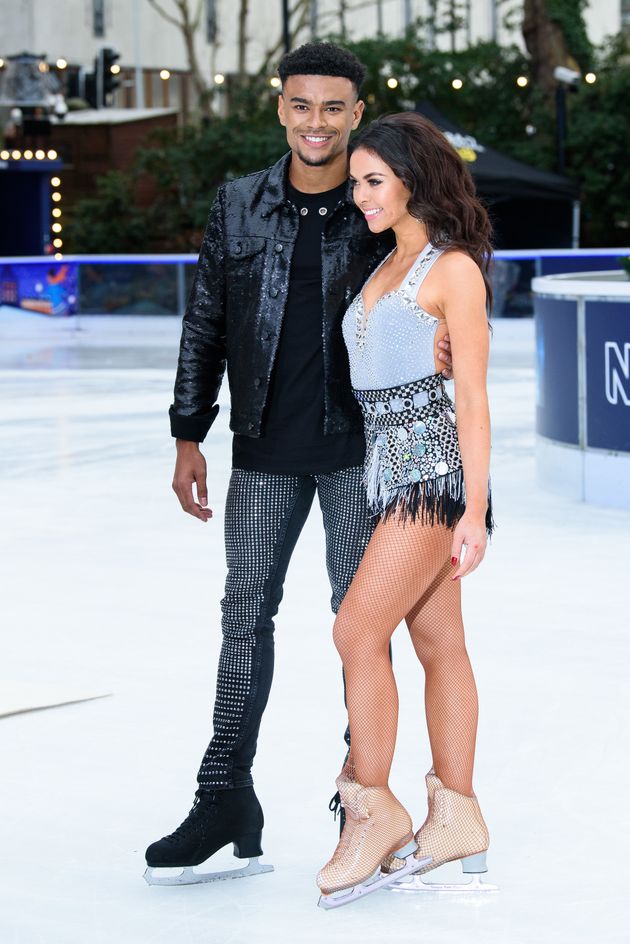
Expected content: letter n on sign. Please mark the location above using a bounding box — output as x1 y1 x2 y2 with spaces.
605 342 630 406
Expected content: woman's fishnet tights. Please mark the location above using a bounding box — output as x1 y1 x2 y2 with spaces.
334 513 478 797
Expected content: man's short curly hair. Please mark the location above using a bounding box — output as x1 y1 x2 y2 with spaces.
277 42 367 96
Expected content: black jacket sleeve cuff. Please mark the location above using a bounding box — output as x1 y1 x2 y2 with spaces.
169 404 219 442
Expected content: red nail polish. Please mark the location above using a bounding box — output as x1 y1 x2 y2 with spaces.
451 557 457 565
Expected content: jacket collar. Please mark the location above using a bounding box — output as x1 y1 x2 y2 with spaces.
260 151 355 217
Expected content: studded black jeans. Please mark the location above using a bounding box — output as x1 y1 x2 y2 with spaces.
197 465 375 789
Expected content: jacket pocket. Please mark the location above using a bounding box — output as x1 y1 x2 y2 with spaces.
226 236 267 260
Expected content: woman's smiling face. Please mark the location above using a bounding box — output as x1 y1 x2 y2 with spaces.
349 147 412 232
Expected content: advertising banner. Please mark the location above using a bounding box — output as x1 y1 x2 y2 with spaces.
0 261 78 316
585 301 630 452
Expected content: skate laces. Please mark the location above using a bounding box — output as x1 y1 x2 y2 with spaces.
166 790 219 842
329 791 342 821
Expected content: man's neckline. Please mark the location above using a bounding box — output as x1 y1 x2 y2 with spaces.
287 178 349 200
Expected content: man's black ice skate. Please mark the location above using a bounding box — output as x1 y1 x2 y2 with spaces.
143 786 273 886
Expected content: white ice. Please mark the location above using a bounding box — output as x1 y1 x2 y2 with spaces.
1 307 629 944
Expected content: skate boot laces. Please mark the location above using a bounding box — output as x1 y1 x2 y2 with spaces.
164 790 219 845
329 791 342 821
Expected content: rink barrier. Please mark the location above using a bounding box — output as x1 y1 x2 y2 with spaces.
1 248 629 319
532 270 630 510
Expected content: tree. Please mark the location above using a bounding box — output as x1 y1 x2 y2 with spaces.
238 0 249 83
567 36 630 246
522 0 592 102
259 0 311 77
63 171 153 252
64 24 630 250
146 0 213 116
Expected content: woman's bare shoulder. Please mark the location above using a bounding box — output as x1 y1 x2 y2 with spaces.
436 248 484 280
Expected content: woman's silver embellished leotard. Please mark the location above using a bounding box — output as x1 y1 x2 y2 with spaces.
343 242 493 532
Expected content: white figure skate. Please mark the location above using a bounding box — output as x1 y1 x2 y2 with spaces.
317 777 431 909
386 770 499 894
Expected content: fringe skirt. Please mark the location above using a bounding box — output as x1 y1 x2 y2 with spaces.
354 374 494 535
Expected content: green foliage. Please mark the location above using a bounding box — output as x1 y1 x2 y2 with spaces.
63 171 152 253
65 25 630 251
134 93 287 240
546 0 593 70
65 80 287 253
344 33 557 169
566 36 630 246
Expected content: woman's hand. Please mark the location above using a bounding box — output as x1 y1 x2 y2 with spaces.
450 513 487 579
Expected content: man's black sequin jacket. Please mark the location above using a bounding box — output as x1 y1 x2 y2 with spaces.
169 152 393 442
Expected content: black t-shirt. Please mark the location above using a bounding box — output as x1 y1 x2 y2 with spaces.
232 180 366 474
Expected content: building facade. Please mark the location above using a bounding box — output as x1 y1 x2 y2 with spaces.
1 0 626 116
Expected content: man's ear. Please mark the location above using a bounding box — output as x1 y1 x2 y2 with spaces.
277 92 287 127
352 98 365 131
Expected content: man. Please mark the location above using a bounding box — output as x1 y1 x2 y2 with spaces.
145 42 452 885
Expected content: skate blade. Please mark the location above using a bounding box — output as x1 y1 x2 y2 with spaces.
318 851 431 910
389 871 499 894
143 856 274 886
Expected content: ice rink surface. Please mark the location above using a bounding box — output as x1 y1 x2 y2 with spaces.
1 308 629 944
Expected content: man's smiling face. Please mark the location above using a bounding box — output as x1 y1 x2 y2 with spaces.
277 74 364 167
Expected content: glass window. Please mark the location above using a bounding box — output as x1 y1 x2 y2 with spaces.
206 0 218 42
93 0 105 38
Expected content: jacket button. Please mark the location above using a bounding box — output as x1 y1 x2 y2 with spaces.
261 331 269 341
254 378 261 388
275 243 283 252
270 287 279 298
234 243 242 254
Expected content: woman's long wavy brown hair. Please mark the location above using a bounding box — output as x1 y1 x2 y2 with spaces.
350 112 493 311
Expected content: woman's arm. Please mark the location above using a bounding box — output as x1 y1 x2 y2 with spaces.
438 251 491 579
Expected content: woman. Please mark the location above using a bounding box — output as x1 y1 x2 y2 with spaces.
317 112 495 907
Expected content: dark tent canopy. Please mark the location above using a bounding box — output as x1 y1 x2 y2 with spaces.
414 101 578 249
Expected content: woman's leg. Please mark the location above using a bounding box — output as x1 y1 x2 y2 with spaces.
333 513 455 789
405 542 478 797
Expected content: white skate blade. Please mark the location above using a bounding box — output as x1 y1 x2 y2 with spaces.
390 870 499 893
143 856 274 886
318 851 431 910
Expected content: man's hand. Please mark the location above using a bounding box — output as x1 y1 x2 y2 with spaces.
438 333 453 380
172 440 212 522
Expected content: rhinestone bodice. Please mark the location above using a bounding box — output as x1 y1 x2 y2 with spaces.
342 243 444 391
